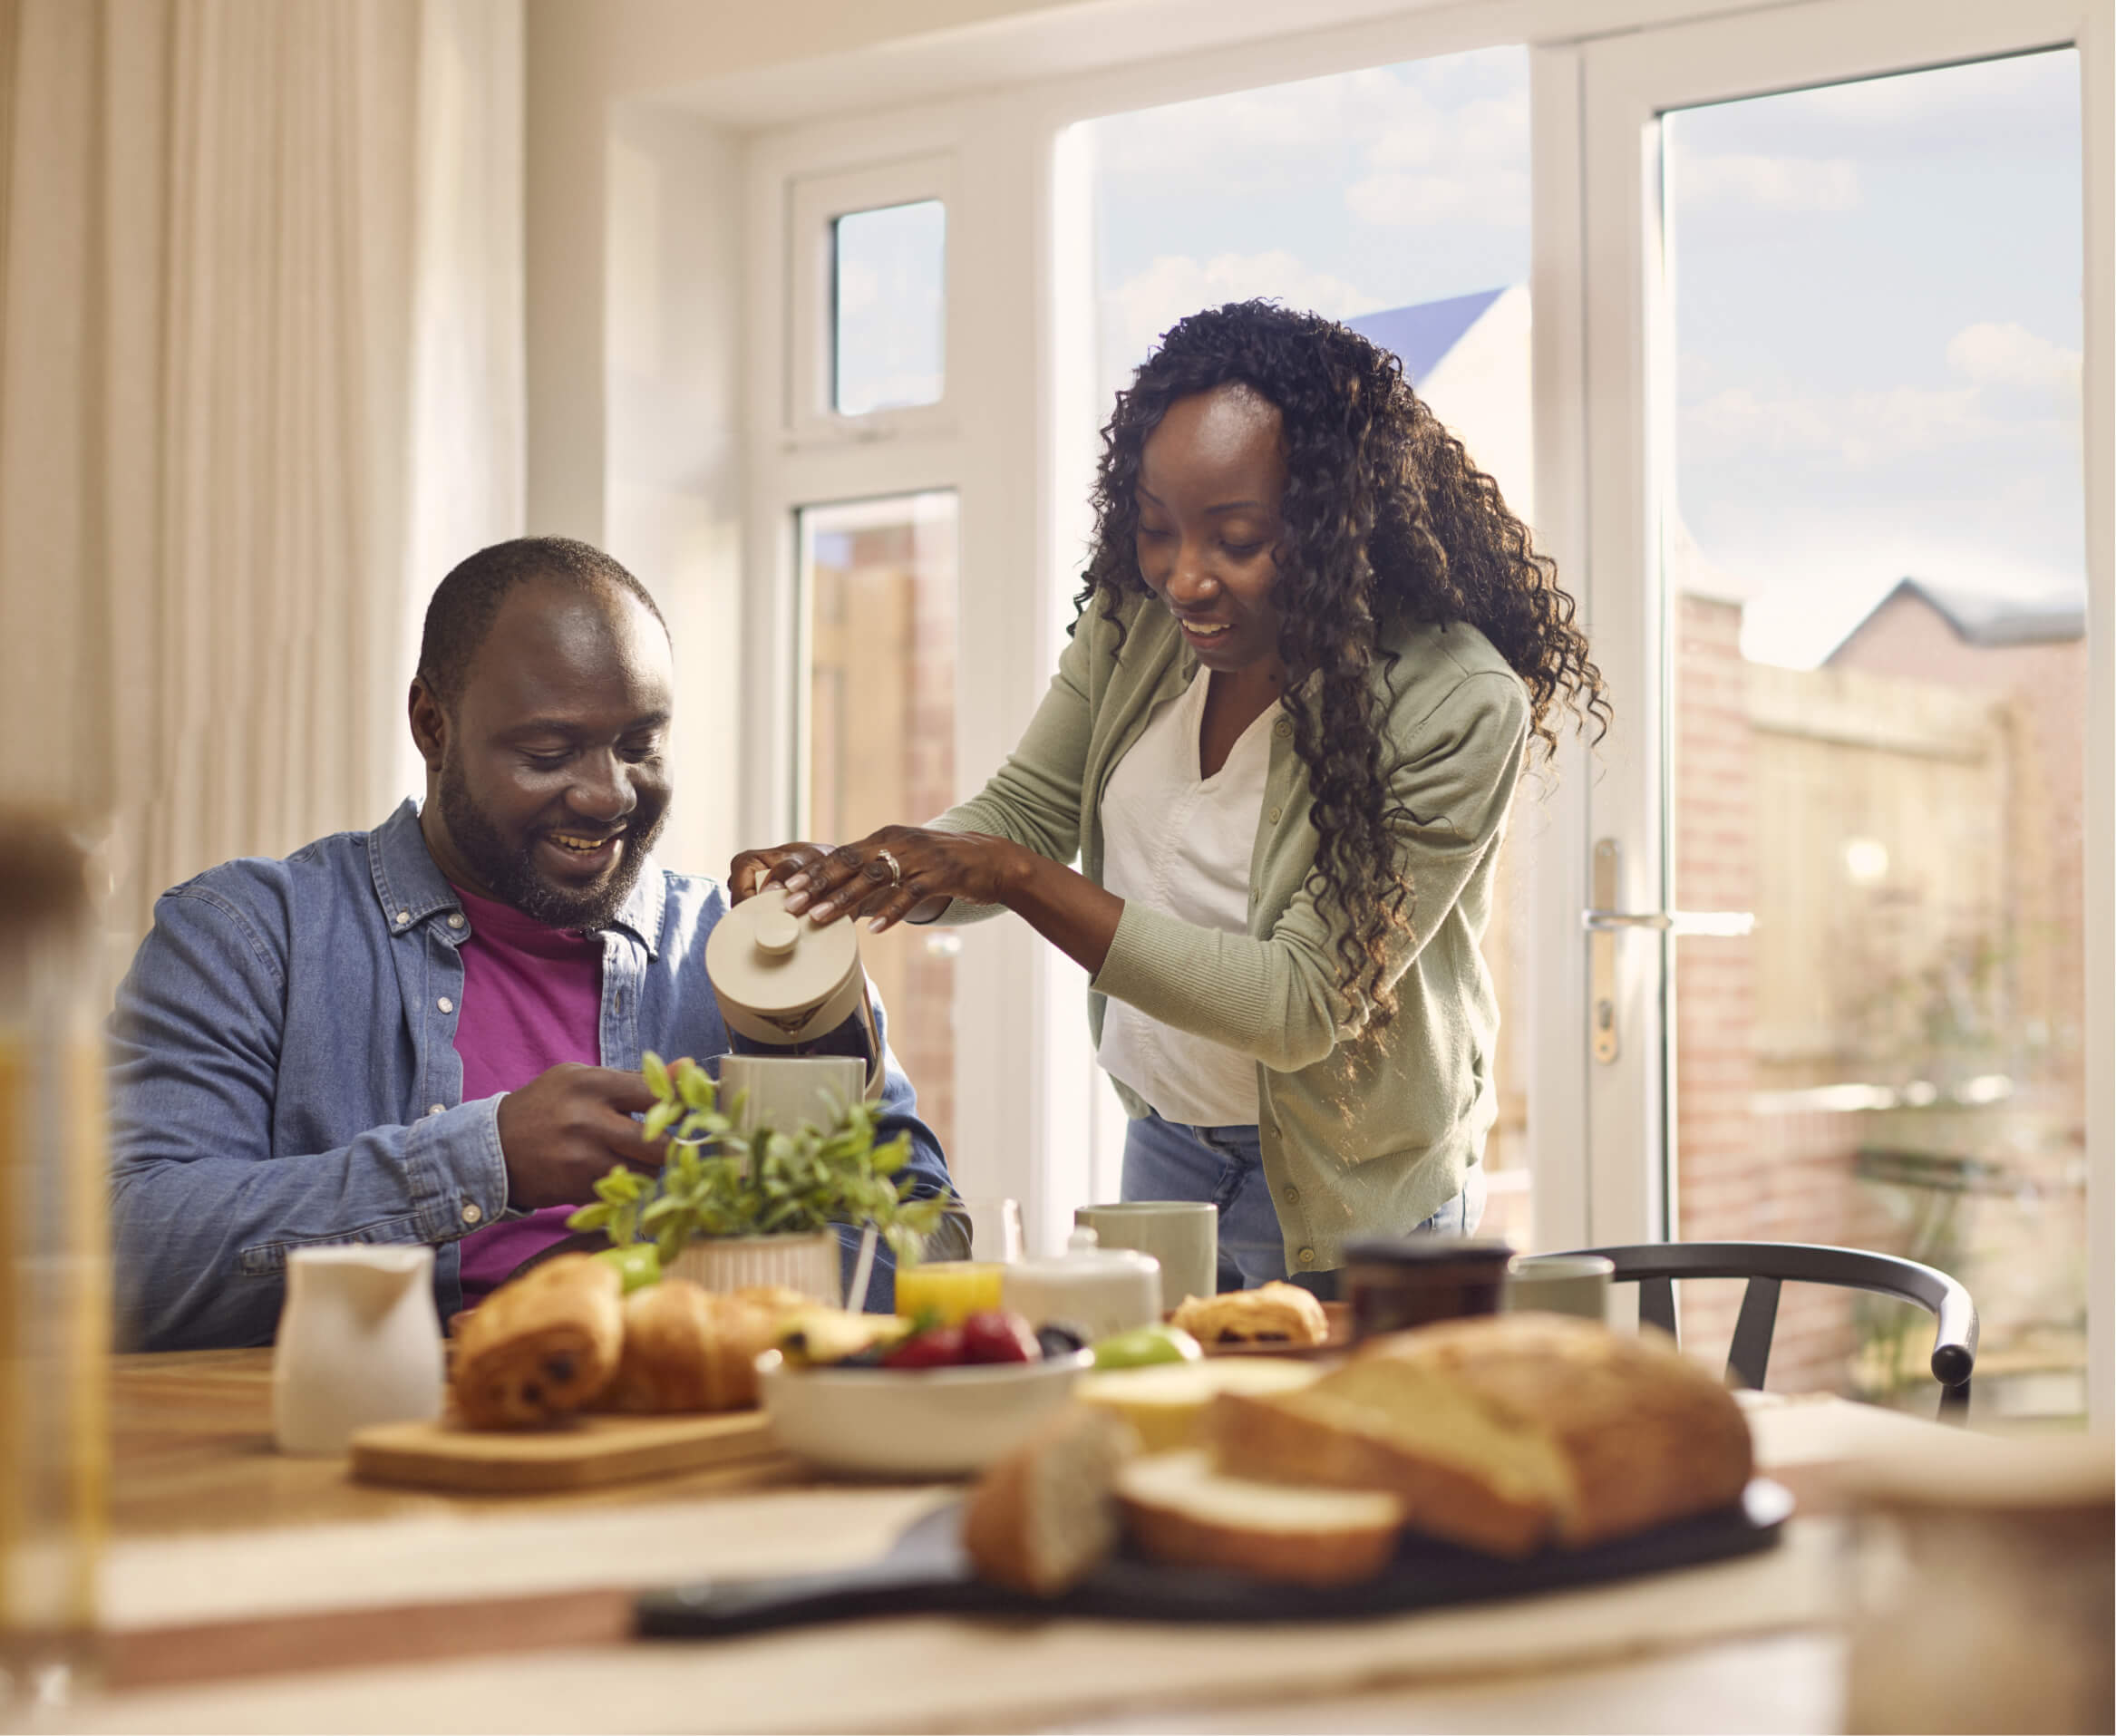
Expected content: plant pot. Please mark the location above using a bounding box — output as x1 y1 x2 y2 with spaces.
666 1232 841 1305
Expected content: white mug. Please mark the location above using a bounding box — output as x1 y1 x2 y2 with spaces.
1075 1202 1218 1310
717 1053 866 1136
1503 1253 1615 1323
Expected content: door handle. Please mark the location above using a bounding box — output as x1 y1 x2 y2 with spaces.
1582 909 1755 936
1587 839 1753 1064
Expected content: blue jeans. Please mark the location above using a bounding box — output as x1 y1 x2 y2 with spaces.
1121 1111 1485 1296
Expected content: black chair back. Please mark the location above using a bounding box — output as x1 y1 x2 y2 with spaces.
1548 1240 1978 1422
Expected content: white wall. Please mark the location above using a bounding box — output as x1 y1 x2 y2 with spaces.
525 0 1105 881
523 0 1102 552
603 102 746 882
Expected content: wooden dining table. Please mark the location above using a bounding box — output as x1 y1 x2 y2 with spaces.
60 1346 1971 1734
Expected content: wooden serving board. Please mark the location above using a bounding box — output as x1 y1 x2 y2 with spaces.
350 1409 778 1493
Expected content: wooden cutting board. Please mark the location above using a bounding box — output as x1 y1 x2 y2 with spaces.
350 1409 779 1493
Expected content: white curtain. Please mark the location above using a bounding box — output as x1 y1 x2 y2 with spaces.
0 0 524 948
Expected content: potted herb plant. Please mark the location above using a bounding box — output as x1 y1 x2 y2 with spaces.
567 1052 945 1305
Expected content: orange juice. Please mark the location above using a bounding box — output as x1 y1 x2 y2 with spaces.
893 1261 1005 1325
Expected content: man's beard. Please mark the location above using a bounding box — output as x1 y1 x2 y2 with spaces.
436 756 667 932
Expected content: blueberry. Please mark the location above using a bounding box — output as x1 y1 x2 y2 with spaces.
1035 1323 1088 1359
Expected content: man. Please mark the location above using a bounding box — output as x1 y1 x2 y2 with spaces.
110 537 953 1350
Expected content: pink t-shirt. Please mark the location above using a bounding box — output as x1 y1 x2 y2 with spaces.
450 883 606 1304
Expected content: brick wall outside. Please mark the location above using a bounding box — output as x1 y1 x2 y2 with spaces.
1671 590 2087 1405
1672 594 1864 1390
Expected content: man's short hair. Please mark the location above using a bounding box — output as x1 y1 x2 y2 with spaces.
416 537 668 711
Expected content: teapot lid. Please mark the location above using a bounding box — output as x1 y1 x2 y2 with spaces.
1010 1225 1160 1280
705 886 861 1027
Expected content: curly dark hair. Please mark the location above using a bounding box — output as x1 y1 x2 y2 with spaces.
1078 299 1608 1026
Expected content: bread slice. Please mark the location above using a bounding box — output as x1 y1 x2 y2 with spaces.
1210 1314 1752 1557
963 1406 1141 1596
1076 1358 1321 1454
1116 1450 1405 1586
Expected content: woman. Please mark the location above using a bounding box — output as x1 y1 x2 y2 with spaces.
733 301 1606 1294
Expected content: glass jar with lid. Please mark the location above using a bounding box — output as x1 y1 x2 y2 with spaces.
0 814 109 1706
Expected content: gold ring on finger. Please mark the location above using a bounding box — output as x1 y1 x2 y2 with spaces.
875 848 902 889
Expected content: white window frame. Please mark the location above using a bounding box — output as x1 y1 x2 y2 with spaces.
734 0 2113 1418
786 154 956 442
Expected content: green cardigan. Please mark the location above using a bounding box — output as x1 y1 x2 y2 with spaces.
933 595 1530 1273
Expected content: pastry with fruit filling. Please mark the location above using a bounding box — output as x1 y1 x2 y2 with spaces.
451 1253 624 1429
1170 1281 1330 1348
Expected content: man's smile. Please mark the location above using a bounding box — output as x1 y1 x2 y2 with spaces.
539 829 624 876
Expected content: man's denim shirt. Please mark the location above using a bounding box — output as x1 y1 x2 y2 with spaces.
109 800 952 1351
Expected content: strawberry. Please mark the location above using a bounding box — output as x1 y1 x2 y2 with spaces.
880 1324 966 1369
958 1309 1040 1364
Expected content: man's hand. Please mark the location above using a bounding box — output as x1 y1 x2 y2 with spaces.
495 1063 663 1209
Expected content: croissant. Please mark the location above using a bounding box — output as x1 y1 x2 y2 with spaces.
452 1253 624 1429
600 1279 792 1413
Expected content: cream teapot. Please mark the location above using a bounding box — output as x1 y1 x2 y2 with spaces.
705 886 885 1098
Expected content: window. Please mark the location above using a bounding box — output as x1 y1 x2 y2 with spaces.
788 157 954 438
832 200 946 415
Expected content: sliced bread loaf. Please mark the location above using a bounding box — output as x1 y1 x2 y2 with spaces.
1210 1314 1752 1557
1075 1358 1321 1454
1115 1450 1406 1586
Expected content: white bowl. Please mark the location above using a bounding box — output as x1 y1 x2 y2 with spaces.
756 1346 1094 1478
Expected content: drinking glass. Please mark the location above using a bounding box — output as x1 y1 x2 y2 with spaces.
1 818 108 1707
893 1262 1006 1324
943 1198 1023 1264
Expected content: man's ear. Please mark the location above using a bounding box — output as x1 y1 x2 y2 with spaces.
408 678 449 773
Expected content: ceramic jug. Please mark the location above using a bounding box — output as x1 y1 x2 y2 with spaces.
705 887 885 1095
272 1246 444 1454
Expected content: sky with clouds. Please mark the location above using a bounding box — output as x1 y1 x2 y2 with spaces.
1082 44 2084 667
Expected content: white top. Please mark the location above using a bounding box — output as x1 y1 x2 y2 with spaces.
1096 669 1272 1126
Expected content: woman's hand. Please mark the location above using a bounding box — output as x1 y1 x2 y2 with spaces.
781 826 1025 933
729 841 830 904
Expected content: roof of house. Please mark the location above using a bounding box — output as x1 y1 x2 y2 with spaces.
1345 287 1505 386
1829 576 2086 658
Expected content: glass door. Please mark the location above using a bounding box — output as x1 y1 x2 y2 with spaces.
1577 1 2097 1414
796 493 961 1157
